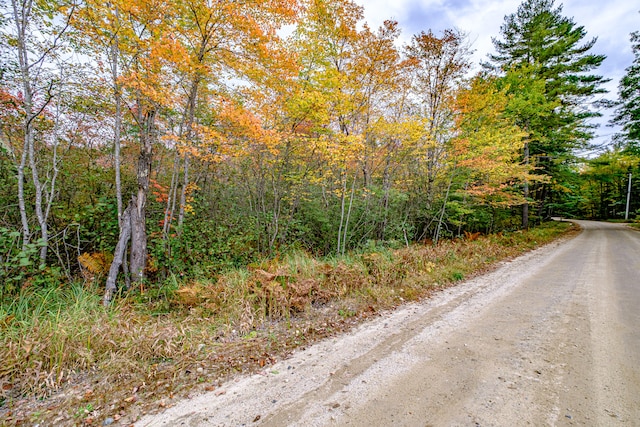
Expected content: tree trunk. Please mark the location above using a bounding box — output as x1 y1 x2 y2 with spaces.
44 106 62 233
177 77 200 233
337 170 347 255
103 201 132 306
177 153 190 232
434 169 454 246
114 93 123 229
380 152 393 241
342 171 357 255
522 142 530 229
163 150 180 239
130 194 146 283
29 124 48 263
110 5 123 229
12 0 32 252
130 110 155 283
17 134 30 250
13 0 49 262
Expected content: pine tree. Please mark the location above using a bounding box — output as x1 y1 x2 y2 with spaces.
487 0 608 225
612 30 640 154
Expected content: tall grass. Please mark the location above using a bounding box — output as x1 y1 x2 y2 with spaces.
1 285 104 395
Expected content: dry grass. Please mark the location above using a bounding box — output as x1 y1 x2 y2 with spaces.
0 221 575 426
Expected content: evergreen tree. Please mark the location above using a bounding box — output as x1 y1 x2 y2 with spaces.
487 0 608 225
612 30 640 154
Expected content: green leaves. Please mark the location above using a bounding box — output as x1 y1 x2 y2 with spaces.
488 0 608 221
612 31 640 152
0 228 44 294
490 0 607 147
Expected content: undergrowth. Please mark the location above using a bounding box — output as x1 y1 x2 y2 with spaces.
0 221 574 425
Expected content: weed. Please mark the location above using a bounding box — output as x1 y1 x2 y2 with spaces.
338 309 356 318
452 271 464 281
243 330 258 340
74 403 93 419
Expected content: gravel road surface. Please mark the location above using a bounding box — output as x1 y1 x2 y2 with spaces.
136 220 640 426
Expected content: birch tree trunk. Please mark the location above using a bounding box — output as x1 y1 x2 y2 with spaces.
380 152 393 241
17 136 30 251
110 14 131 289
177 153 190 232
337 170 347 255
163 150 180 239
12 0 48 262
341 172 357 256
177 78 199 233
11 0 74 263
110 7 123 228
434 169 455 246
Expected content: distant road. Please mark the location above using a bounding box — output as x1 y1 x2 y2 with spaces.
137 220 640 426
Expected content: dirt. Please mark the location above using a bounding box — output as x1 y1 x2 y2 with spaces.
135 220 640 426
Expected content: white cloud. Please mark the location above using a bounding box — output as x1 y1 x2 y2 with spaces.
354 0 639 144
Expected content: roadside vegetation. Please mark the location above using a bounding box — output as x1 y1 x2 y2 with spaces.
0 221 574 426
2 0 639 424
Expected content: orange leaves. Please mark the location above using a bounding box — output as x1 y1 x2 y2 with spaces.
0 89 23 147
119 73 172 108
151 179 169 203
218 100 283 156
151 34 190 73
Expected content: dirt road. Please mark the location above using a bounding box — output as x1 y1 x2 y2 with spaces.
136 220 640 426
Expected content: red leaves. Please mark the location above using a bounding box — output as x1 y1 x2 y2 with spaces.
150 179 168 203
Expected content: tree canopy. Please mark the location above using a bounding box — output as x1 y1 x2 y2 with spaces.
612 30 640 153
0 0 634 298
486 0 608 225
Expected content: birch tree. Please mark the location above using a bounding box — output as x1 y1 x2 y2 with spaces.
5 0 75 263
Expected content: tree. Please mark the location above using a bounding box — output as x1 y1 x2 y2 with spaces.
487 0 608 226
96 0 299 303
497 65 557 227
405 29 471 205
404 28 472 240
579 150 639 219
4 0 76 262
291 0 370 255
74 0 127 232
612 29 640 153
451 75 531 206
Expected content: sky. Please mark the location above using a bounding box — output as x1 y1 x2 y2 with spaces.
354 0 639 150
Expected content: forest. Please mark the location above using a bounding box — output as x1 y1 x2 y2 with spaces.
1 0 638 292
1 0 640 422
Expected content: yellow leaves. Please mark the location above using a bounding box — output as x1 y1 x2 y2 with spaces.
370 116 426 146
328 133 364 164
287 88 332 129
448 75 532 205
182 182 199 214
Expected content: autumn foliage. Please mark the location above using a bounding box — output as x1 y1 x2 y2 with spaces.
0 0 623 422
0 0 602 289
